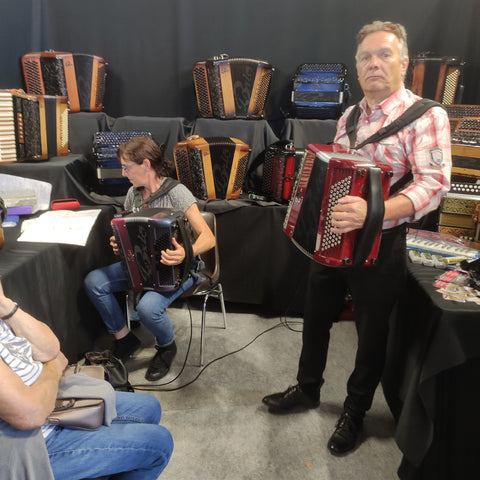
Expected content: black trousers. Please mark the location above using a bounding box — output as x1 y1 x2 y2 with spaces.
297 225 407 417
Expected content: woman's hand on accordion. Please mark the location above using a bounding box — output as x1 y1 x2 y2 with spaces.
161 237 185 266
331 195 368 234
109 235 120 256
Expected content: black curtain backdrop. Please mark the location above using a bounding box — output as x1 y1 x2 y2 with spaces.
1 0 479 121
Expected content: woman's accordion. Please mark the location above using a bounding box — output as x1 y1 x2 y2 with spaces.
111 209 193 293
284 144 393 267
193 54 273 119
21 51 106 113
173 135 250 200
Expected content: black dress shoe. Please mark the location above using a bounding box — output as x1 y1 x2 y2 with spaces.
327 411 363 456
145 341 177 381
262 385 320 413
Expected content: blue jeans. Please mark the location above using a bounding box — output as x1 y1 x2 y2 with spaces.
45 392 173 480
84 262 194 346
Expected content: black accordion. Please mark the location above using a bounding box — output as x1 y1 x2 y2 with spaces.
21 51 107 113
291 63 348 119
193 54 273 119
173 135 251 200
284 144 393 267
261 141 301 203
0 89 68 162
405 54 464 105
111 209 193 292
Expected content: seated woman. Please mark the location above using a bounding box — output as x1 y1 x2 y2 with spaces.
0 281 173 480
84 136 215 381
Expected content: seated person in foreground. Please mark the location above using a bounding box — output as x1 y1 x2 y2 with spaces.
0 281 173 480
84 136 215 380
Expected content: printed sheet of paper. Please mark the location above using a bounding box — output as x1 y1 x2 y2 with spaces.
18 209 102 246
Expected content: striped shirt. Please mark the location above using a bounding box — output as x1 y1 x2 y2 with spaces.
0 320 43 385
334 86 452 230
0 319 55 437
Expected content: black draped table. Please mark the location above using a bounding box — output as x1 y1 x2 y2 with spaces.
382 262 480 480
0 207 116 361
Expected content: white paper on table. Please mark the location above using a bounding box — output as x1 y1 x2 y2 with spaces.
17 209 102 246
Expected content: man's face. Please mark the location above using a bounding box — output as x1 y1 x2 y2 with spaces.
356 31 408 103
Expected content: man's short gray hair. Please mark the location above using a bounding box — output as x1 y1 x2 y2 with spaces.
355 21 409 62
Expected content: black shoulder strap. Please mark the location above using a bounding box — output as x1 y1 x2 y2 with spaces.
346 98 443 150
132 177 180 212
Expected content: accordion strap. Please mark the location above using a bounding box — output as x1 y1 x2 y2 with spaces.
345 98 443 196
131 177 180 213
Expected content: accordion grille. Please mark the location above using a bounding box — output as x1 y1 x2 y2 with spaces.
233 152 250 193
298 63 345 74
251 70 272 117
22 59 44 94
20 98 42 159
58 106 69 152
193 64 212 117
174 148 193 191
442 69 460 104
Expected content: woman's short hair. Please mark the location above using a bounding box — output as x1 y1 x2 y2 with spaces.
117 136 174 178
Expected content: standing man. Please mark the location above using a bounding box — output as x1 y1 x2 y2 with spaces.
263 20 451 455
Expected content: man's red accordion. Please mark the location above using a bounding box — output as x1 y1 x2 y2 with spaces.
21 51 106 113
283 144 393 267
193 54 273 119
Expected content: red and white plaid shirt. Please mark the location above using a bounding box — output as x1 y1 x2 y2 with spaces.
334 86 451 230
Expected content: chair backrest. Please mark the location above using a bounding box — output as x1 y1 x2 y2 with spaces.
197 211 220 285
181 210 219 297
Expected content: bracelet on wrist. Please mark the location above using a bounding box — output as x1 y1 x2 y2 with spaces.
1 302 19 321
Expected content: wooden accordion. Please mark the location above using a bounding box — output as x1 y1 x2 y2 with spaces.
405 54 464 105
0 89 68 162
173 135 251 200
261 141 300 203
111 209 193 293
193 54 273 119
283 144 393 267
21 51 106 113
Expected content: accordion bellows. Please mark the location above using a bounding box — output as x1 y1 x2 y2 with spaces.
173 135 251 200
193 54 273 119
21 51 106 113
0 89 68 162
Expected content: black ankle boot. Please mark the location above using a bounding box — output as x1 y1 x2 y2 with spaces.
112 332 141 361
145 341 177 381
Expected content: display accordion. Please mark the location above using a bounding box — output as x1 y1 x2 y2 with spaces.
283 144 393 267
291 63 348 119
261 141 301 203
193 54 273 119
405 54 464 105
0 92 68 161
93 130 153 185
173 135 251 200
111 209 193 292
21 51 107 113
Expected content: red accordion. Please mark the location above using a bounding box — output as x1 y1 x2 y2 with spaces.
261 141 299 203
173 135 250 200
283 144 393 267
111 209 192 292
193 54 273 119
21 51 106 113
